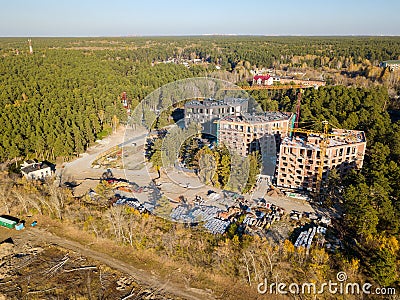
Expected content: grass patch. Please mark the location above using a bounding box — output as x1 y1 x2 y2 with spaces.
96 124 113 140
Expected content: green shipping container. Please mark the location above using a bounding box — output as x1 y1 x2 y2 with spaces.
0 216 17 229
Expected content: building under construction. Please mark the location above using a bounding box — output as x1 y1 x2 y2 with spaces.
184 94 367 194
217 112 366 192
217 112 295 176
184 98 248 136
276 129 366 192
217 112 295 156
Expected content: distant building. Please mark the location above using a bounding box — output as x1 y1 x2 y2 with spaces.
380 60 400 71
184 98 249 136
253 75 273 86
276 129 366 192
28 39 33 54
250 68 274 76
271 76 280 84
21 160 53 180
279 78 326 87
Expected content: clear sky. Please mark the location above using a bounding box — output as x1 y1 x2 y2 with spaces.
0 0 399 36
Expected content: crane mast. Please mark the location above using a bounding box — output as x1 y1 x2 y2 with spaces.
273 121 333 197
315 121 329 197
294 89 303 128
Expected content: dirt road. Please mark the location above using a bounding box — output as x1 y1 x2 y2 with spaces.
9 227 214 300
60 123 315 214
60 125 149 196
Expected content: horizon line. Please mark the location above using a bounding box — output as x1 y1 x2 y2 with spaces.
1 34 400 38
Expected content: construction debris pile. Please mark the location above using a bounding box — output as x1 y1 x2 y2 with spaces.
169 194 286 235
0 239 44 281
243 200 285 232
294 226 326 250
290 210 331 225
0 240 176 299
290 210 336 253
113 185 159 214
90 169 289 236
266 185 284 197
92 146 123 169
114 197 146 212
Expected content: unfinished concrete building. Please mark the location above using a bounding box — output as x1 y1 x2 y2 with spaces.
276 129 366 192
184 98 248 136
217 112 295 175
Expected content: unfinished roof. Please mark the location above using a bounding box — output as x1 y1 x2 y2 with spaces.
281 129 366 150
220 112 292 124
185 97 248 107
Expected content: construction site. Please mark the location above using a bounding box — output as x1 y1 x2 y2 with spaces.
276 127 366 192
184 84 367 197
50 83 366 245
184 97 249 136
217 116 366 194
217 112 295 176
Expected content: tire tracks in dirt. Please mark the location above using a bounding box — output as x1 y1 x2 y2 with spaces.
20 227 215 300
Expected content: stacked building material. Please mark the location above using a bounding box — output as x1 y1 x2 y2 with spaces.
191 206 221 221
294 226 318 249
170 205 194 223
204 218 231 234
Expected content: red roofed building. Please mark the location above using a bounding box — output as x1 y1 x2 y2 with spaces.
253 75 273 86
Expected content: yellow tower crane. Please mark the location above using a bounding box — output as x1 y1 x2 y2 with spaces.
223 84 311 91
223 85 338 197
316 121 329 194
274 120 334 197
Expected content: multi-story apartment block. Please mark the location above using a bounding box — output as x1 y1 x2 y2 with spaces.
217 112 295 156
276 129 366 192
184 98 248 136
217 112 295 175
185 96 366 193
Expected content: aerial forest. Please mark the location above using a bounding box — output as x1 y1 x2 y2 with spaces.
1 36 400 289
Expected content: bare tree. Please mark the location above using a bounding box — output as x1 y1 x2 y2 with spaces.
13 189 29 214
106 206 125 242
47 185 67 220
0 179 13 214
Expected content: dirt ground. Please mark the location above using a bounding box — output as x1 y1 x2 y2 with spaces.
61 124 315 216
0 224 213 300
61 125 149 196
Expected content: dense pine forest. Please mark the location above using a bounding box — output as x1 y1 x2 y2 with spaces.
1 36 400 294
1 36 400 161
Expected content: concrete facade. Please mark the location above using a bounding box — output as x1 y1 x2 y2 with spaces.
217 112 295 176
276 129 366 192
184 98 248 136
